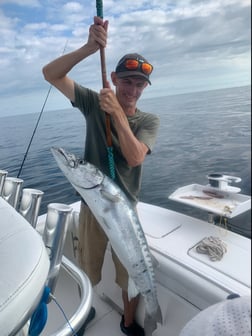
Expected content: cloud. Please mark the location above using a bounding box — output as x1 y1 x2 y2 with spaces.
0 0 41 6
0 0 250 116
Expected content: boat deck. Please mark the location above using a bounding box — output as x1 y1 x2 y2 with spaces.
82 292 124 336
41 260 196 336
40 266 124 335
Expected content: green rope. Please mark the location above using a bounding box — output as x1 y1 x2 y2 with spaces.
107 147 115 180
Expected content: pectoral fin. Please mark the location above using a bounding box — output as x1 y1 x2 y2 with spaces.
100 189 121 203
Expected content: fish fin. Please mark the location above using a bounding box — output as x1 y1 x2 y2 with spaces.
144 305 163 336
151 253 159 269
100 189 121 203
127 277 139 300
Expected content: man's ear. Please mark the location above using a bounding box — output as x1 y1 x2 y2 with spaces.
111 72 117 85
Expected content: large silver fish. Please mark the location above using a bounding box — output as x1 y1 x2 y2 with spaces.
51 147 162 335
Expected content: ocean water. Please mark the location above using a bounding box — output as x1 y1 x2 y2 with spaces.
0 85 251 237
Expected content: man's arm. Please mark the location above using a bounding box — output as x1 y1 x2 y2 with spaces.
42 16 108 103
113 110 150 167
99 86 158 167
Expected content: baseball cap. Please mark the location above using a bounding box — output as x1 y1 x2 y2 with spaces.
115 53 153 84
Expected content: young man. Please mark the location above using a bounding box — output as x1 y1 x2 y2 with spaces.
43 16 159 336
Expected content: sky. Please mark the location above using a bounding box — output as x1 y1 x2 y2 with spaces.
0 0 251 117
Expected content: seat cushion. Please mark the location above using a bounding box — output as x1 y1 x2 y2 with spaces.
0 198 49 335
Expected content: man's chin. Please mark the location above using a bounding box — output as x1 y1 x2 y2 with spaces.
125 98 137 107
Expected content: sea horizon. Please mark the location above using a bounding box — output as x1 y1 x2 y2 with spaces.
0 84 250 119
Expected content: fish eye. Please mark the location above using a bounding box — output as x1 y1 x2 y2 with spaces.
69 159 76 168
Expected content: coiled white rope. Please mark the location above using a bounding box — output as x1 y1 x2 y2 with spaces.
196 236 227 261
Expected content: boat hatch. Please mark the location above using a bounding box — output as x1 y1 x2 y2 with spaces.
188 238 251 288
138 203 181 238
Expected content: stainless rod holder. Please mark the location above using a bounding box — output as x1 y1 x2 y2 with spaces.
42 203 72 295
71 211 80 259
0 170 8 196
2 177 23 209
19 188 44 228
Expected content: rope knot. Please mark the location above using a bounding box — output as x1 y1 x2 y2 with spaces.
196 236 227 261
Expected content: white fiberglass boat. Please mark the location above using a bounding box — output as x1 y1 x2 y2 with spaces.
0 171 251 336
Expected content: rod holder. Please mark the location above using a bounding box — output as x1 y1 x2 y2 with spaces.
19 188 44 228
43 203 72 295
71 211 80 259
1 177 23 209
0 170 8 196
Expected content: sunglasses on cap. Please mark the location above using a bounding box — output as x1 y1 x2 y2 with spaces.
116 58 153 75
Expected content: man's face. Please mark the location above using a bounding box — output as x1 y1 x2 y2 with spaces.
112 74 148 111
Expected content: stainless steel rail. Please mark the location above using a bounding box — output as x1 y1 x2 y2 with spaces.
50 256 93 336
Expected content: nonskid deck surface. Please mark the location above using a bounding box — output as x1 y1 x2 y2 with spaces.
41 264 195 336
82 291 124 336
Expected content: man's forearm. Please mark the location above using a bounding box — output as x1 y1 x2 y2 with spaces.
42 44 95 83
113 113 148 167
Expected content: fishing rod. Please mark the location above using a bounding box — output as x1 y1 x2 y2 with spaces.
96 0 115 180
17 41 68 178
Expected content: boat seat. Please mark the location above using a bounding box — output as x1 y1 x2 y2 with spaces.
0 197 50 335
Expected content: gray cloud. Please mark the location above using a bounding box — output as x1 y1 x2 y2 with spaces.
0 0 250 116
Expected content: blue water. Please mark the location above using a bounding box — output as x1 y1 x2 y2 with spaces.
0 85 251 237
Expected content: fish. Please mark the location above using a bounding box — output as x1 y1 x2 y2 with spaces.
51 147 162 335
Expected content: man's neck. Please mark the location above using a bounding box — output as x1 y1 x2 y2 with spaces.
123 106 136 117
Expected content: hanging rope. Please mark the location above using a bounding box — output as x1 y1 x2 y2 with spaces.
196 236 227 261
96 0 116 180
17 40 68 178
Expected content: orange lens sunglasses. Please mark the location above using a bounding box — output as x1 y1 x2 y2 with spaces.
120 59 153 75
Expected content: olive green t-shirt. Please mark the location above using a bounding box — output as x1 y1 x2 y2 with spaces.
72 82 159 204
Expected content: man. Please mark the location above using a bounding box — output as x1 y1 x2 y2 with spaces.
43 16 159 336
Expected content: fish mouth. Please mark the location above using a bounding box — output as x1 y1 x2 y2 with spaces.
59 148 78 168
51 147 79 168
51 147 105 190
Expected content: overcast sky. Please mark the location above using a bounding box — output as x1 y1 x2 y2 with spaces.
0 0 251 117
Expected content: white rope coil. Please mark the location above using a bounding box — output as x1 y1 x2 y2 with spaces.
196 236 227 261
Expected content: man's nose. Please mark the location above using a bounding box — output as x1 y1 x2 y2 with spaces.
128 85 138 95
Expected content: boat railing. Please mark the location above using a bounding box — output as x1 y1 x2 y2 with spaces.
50 256 93 336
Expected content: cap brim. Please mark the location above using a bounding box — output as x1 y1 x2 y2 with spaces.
116 71 151 85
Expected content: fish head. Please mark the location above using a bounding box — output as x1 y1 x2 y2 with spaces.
51 147 104 189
